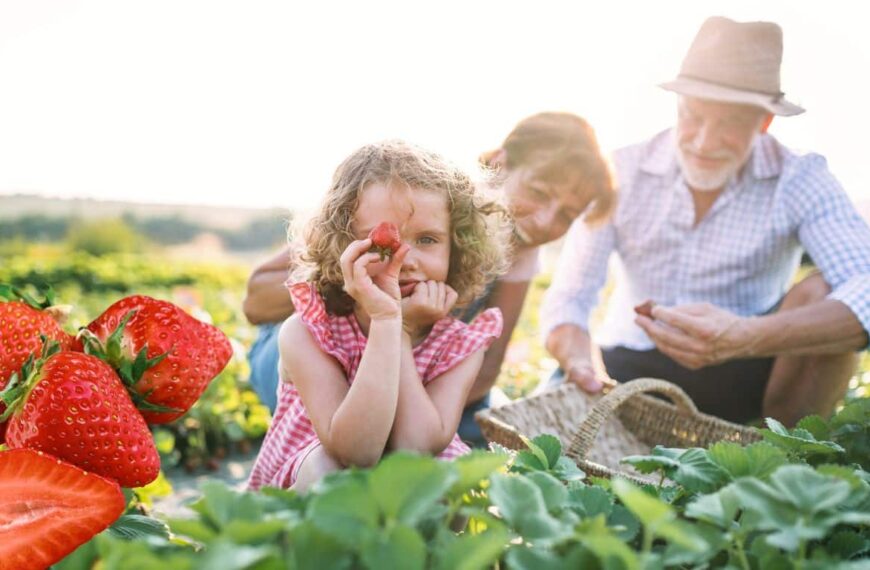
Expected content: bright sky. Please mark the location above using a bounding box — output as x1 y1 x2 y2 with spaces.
1 1 868 214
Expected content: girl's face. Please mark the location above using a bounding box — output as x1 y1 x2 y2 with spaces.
501 167 592 247
352 182 451 297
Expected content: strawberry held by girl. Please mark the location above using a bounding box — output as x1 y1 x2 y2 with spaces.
81 295 233 424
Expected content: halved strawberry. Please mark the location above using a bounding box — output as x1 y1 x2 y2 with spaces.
0 448 125 570
368 221 402 261
2 348 161 488
81 295 233 424
0 284 80 444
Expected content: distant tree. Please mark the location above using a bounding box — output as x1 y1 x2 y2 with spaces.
219 215 290 251
66 218 146 256
0 215 69 242
121 212 202 245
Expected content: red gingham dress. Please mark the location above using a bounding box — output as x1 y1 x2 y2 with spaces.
247 282 503 490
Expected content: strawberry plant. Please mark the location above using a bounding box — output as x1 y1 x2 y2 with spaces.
52 403 870 569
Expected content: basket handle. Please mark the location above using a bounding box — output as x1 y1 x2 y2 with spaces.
565 378 698 459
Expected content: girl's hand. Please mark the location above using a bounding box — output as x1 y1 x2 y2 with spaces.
340 239 409 321
401 280 458 337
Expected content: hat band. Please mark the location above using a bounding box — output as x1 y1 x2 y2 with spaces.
678 74 784 101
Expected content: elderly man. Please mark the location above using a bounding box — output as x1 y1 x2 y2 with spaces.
541 16 870 426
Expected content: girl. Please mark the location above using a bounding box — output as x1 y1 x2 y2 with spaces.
247 141 510 491
243 113 616 428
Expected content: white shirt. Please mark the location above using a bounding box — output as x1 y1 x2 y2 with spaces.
541 129 870 350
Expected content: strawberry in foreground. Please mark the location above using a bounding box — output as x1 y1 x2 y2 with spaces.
368 221 402 261
81 295 233 424
1 347 160 488
0 448 125 570
0 284 80 444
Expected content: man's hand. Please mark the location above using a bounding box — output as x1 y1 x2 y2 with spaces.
561 356 608 393
635 302 758 369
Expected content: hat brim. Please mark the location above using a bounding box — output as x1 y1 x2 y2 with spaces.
659 77 805 116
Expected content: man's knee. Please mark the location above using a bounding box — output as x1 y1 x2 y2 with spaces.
781 271 831 310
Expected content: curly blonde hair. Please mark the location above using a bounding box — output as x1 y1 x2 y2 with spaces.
294 140 511 315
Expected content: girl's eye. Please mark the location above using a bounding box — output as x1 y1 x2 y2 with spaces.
418 236 437 245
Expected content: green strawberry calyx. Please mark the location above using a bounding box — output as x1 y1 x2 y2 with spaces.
0 338 62 422
78 310 180 415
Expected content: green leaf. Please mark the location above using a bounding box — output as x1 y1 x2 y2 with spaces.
769 464 851 513
684 484 740 529
448 450 508 496
607 504 641 542
575 514 640 570
504 545 597 570
432 525 508 570
287 521 354 570
797 415 831 440
611 478 706 552
611 478 674 528
827 530 870 560
359 524 426 570
107 514 171 541
671 448 730 493
189 481 266 529
551 456 586 482
761 418 844 457
487 473 568 542
223 519 288 544
196 540 278 570
526 434 562 468
620 454 679 475
708 441 788 480
566 484 614 518
368 453 457 526
307 477 379 548
511 450 546 472
525 471 569 514
167 517 218 543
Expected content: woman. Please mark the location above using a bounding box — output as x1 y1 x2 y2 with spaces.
243 112 616 445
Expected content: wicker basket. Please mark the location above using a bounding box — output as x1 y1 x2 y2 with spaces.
475 378 761 483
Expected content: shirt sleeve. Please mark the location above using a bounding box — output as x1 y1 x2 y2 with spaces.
788 154 870 340
540 218 616 340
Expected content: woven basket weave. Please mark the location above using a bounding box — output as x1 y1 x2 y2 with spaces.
475 378 761 483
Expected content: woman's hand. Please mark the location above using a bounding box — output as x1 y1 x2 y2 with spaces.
340 239 409 321
401 280 458 337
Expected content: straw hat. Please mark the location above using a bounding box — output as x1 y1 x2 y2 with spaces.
660 16 805 116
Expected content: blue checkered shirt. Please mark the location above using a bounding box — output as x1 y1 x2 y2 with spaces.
541 129 870 350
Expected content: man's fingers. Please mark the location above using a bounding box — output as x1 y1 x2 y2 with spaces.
637 317 709 355
651 305 711 336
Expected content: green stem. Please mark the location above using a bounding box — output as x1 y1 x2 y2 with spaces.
733 534 750 570
641 526 653 560
795 539 806 570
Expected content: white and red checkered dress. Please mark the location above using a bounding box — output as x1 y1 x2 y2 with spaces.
247 281 503 490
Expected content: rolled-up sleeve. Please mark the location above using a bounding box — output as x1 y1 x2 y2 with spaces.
540 218 616 340
790 155 870 339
